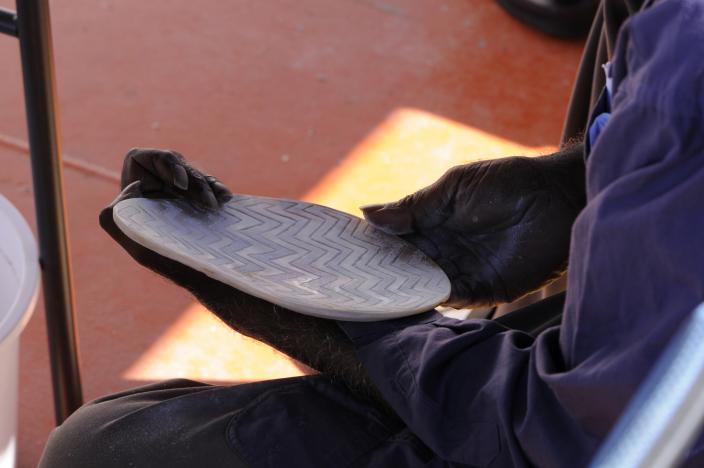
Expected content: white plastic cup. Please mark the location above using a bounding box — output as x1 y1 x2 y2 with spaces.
0 195 39 468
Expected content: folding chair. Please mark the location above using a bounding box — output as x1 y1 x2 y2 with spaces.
591 303 704 468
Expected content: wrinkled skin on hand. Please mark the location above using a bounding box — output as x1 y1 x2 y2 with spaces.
362 146 586 308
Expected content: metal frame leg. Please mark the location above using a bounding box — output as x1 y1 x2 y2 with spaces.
1 0 83 424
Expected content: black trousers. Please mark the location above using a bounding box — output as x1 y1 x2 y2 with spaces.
38 295 564 468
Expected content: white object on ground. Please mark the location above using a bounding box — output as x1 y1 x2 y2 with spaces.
0 195 39 468
113 195 451 321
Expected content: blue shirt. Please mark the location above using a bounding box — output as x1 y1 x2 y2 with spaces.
587 62 613 150
339 1 704 466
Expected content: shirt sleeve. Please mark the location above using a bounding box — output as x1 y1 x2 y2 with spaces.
337 315 593 467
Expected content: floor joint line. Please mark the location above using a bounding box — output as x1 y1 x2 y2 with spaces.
0 131 121 184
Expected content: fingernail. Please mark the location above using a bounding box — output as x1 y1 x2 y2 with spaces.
362 205 414 235
202 190 219 210
359 203 386 213
218 193 234 204
173 165 189 190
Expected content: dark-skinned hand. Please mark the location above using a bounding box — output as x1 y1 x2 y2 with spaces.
361 144 586 308
101 147 391 412
120 147 232 209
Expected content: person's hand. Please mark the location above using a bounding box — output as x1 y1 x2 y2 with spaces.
361 149 585 308
101 149 388 409
120 147 232 209
101 147 233 280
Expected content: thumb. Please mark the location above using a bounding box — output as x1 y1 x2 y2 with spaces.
360 175 451 235
360 199 415 235
361 166 462 235
99 181 144 236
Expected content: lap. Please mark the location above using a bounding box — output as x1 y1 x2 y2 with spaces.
39 292 566 468
39 375 438 468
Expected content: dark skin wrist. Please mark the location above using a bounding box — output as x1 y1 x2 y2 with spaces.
534 142 586 213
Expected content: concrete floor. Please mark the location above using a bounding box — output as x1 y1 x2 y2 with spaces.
0 0 583 465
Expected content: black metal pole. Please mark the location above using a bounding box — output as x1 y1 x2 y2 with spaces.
0 7 17 37
15 0 83 424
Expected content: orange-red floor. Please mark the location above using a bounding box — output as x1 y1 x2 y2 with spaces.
0 0 583 465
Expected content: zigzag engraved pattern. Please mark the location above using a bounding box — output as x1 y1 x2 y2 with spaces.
113 196 450 320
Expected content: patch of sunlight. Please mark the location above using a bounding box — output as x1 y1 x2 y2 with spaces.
303 107 556 213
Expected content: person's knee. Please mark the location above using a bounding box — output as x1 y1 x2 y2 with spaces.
38 397 131 468
38 379 205 468
38 379 257 468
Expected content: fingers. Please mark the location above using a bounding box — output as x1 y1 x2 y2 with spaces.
152 151 189 191
205 175 233 203
184 165 218 210
121 148 180 192
120 148 232 210
120 148 148 190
